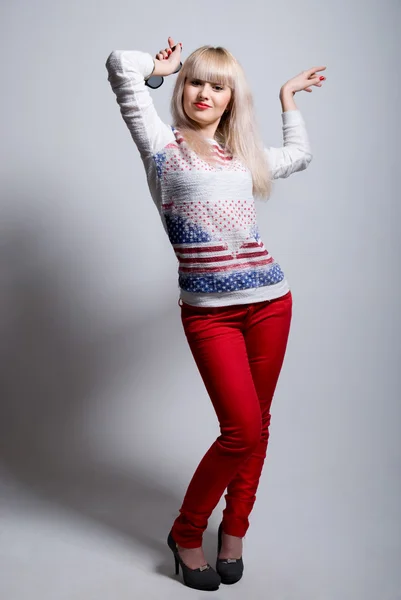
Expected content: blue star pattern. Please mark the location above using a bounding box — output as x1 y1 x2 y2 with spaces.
164 213 216 244
250 223 261 241
154 150 167 179
178 263 285 293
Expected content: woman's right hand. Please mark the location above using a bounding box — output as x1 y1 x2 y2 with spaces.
152 36 182 77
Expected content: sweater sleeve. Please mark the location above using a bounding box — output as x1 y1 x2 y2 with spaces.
265 109 313 180
105 50 175 158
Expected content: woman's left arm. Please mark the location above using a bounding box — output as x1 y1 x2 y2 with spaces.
265 65 326 180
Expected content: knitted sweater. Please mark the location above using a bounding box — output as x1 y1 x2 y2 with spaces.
105 50 313 307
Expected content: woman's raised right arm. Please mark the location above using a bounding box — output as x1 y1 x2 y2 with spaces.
105 50 174 159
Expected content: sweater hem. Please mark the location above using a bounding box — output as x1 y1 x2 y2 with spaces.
179 278 290 307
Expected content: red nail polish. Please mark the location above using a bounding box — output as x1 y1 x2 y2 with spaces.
319 76 325 80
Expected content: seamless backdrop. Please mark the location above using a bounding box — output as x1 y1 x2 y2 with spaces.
0 1 400 599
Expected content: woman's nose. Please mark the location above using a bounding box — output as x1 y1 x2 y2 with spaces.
198 84 210 98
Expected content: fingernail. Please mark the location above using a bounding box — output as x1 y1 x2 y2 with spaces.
319 76 325 80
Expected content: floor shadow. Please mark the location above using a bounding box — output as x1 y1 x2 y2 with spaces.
0 188 218 568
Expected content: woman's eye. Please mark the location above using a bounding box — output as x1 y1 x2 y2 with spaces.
189 80 224 91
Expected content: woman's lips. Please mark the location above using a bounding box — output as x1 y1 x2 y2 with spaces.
194 103 211 109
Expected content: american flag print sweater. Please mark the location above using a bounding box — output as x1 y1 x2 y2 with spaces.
105 50 313 307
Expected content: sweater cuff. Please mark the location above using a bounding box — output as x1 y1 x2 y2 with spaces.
281 109 304 125
117 50 155 80
142 52 156 80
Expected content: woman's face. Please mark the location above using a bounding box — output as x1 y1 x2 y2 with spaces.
182 77 232 132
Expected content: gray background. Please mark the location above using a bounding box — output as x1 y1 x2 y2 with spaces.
1 1 400 598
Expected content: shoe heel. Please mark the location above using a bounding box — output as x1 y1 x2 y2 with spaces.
167 529 221 591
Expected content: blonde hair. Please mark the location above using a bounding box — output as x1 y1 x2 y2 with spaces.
170 45 273 200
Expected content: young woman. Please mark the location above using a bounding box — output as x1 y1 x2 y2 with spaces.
106 37 326 591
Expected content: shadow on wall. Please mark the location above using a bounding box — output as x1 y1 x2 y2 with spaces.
0 185 205 569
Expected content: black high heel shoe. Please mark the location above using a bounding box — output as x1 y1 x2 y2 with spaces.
216 522 244 585
167 530 221 591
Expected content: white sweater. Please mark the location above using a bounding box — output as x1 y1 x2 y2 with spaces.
105 50 313 307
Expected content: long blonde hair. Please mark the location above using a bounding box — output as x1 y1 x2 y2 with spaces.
170 45 273 200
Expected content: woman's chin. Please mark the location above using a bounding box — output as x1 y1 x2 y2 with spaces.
187 112 213 126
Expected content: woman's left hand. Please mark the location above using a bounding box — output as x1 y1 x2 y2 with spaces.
282 66 327 94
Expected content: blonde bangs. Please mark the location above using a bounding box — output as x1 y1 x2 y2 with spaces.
185 48 236 89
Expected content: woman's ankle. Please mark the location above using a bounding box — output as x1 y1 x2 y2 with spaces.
219 532 243 560
177 545 208 569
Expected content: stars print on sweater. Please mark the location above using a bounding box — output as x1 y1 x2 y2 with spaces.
154 129 285 295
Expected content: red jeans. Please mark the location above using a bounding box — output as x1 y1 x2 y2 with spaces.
171 290 293 548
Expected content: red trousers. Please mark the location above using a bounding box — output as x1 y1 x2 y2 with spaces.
171 290 293 548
